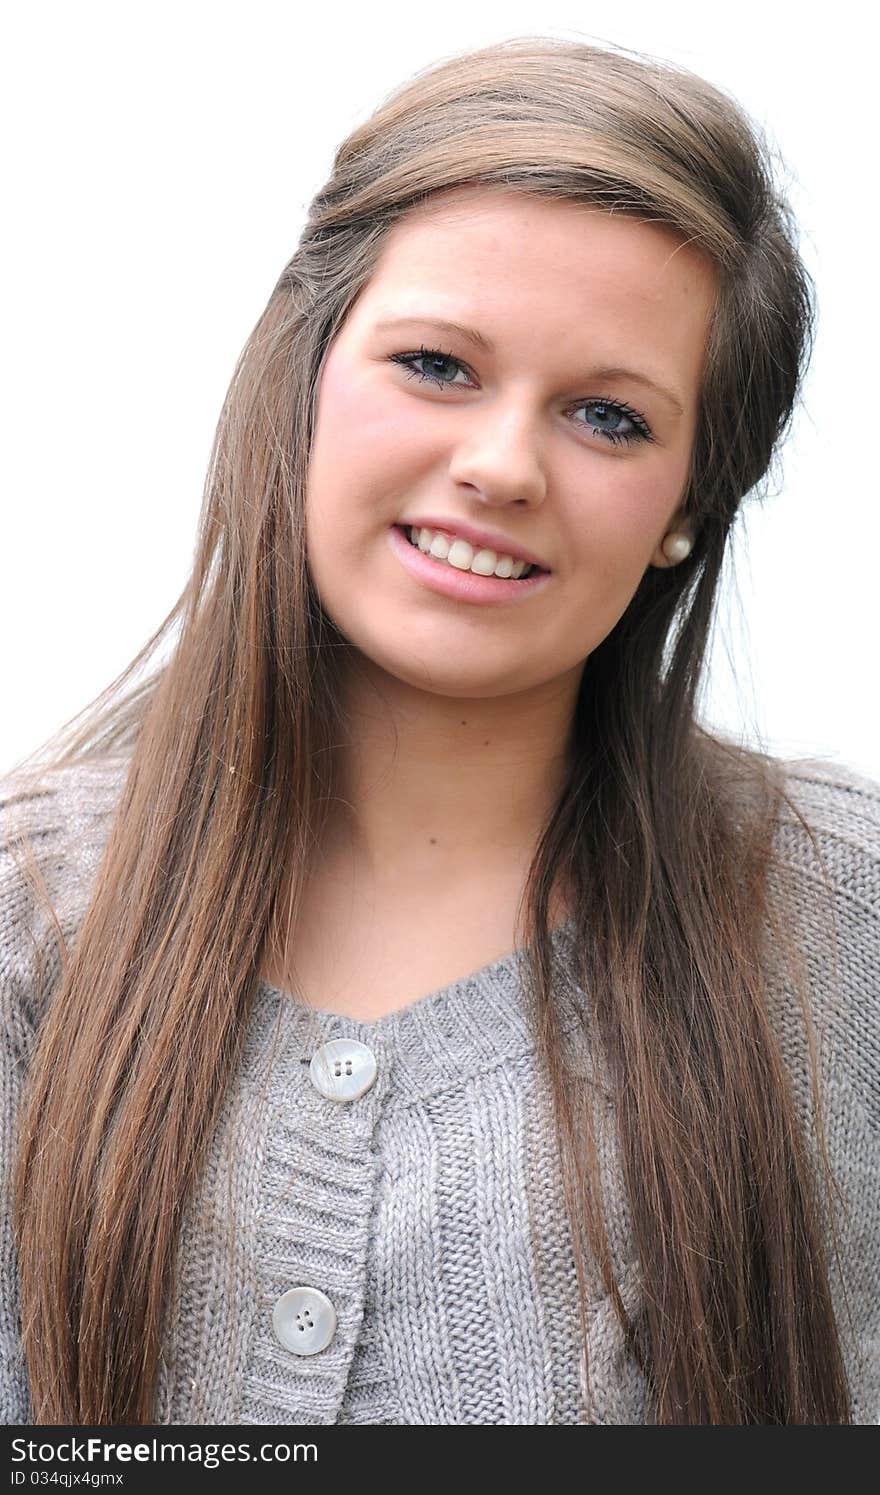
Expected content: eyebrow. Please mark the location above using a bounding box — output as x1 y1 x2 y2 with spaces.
374 315 685 417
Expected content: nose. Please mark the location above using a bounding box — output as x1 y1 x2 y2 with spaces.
446 399 548 508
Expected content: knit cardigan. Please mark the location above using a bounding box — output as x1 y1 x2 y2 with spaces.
1 752 878 1425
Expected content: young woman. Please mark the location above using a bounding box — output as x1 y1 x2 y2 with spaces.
1 35 877 1426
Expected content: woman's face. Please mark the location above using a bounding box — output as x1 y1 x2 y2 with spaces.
305 187 715 701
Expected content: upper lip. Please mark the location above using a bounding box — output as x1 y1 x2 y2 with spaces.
398 516 551 571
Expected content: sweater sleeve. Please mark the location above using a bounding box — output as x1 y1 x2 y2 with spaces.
0 992 35 1422
772 756 880 1423
0 773 45 1423
0 757 129 1424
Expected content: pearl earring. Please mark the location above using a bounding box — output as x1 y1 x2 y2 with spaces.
662 532 692 564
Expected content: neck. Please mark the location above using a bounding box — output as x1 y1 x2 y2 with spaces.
321 652 583 893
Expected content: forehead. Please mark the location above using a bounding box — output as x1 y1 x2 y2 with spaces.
347 187 715 378
369 186 709 299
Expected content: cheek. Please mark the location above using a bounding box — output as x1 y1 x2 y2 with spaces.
565 466 678 578
305 357 422 590
311 355 417 494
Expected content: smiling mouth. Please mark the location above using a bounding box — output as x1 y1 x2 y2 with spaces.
396 524 546 579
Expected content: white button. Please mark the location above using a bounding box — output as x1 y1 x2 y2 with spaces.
309 1038 378 1102
272 1286 337 1355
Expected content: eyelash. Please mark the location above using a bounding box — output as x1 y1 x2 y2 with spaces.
388 344 655 448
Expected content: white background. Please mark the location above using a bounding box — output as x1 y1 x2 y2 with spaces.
2 1 876 780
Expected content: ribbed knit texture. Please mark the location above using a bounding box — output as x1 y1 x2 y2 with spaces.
1 752 878 1424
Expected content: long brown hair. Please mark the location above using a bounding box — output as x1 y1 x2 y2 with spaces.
6 35 852 1422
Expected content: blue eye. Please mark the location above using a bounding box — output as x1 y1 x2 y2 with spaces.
392 347 469 388
388 345 655 448
572 399 653 446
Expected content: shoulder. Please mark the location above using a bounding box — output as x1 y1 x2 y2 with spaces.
767 750 880 967
0 755 131 1424
763 753 880 1125
0 754 130 1046
763 756 880 1420
771 754 880 887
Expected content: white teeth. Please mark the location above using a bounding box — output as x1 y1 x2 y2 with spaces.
405 526 534 579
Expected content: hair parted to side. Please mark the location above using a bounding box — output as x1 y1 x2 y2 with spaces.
7 34 853 1423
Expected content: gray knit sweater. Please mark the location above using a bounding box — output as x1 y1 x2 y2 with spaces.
1 753 878 1425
